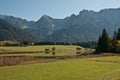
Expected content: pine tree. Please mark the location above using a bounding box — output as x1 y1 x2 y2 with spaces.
95 28 111 53
116 28 120 40
95 36 102 53
112 29 120 53
101 28 111 52
111 31 118 52
113 31 117 41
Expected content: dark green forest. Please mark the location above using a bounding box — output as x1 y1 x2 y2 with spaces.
95 28 120 53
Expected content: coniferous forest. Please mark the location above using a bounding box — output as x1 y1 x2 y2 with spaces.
95 28 120 53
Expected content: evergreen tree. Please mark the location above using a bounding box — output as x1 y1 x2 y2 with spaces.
112 30 120 53
95 28 111 53
113 31 117 41
95 36 102 53
111 31 118 52
116 28 120 40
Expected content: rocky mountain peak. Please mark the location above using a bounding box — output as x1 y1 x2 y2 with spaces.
1 8 120 42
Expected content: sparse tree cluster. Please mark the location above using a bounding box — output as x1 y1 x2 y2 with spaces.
44 47 56 56
95 28 120 54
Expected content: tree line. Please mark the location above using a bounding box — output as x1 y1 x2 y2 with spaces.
95 28 120 54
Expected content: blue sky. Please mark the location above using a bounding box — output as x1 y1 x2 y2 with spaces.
0 0 120 21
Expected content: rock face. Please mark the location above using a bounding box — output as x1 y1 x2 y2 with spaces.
1 8 120 42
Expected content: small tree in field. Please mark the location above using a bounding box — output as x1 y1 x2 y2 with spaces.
52 47 56 56
76 47 82 55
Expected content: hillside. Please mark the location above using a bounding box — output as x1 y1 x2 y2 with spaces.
1 8 120 42
0 19 37 41
48 8 120 42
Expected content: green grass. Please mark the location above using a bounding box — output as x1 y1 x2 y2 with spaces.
0 45 119 80
85 56 120 63
0 45 81 51
0 56 120 80
0 45 92 57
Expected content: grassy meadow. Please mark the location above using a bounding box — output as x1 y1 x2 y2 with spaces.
0 56 120 80
0 45 92 57
0 45 120 80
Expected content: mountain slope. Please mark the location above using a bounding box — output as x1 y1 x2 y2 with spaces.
0 15 68 41
0 19 37 41
48 8 120 42
1 8 120 42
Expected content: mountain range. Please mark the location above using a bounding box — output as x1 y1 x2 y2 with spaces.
0 19 37 41
0 8 120 42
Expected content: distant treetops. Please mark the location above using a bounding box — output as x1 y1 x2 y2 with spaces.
95 28 120 54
